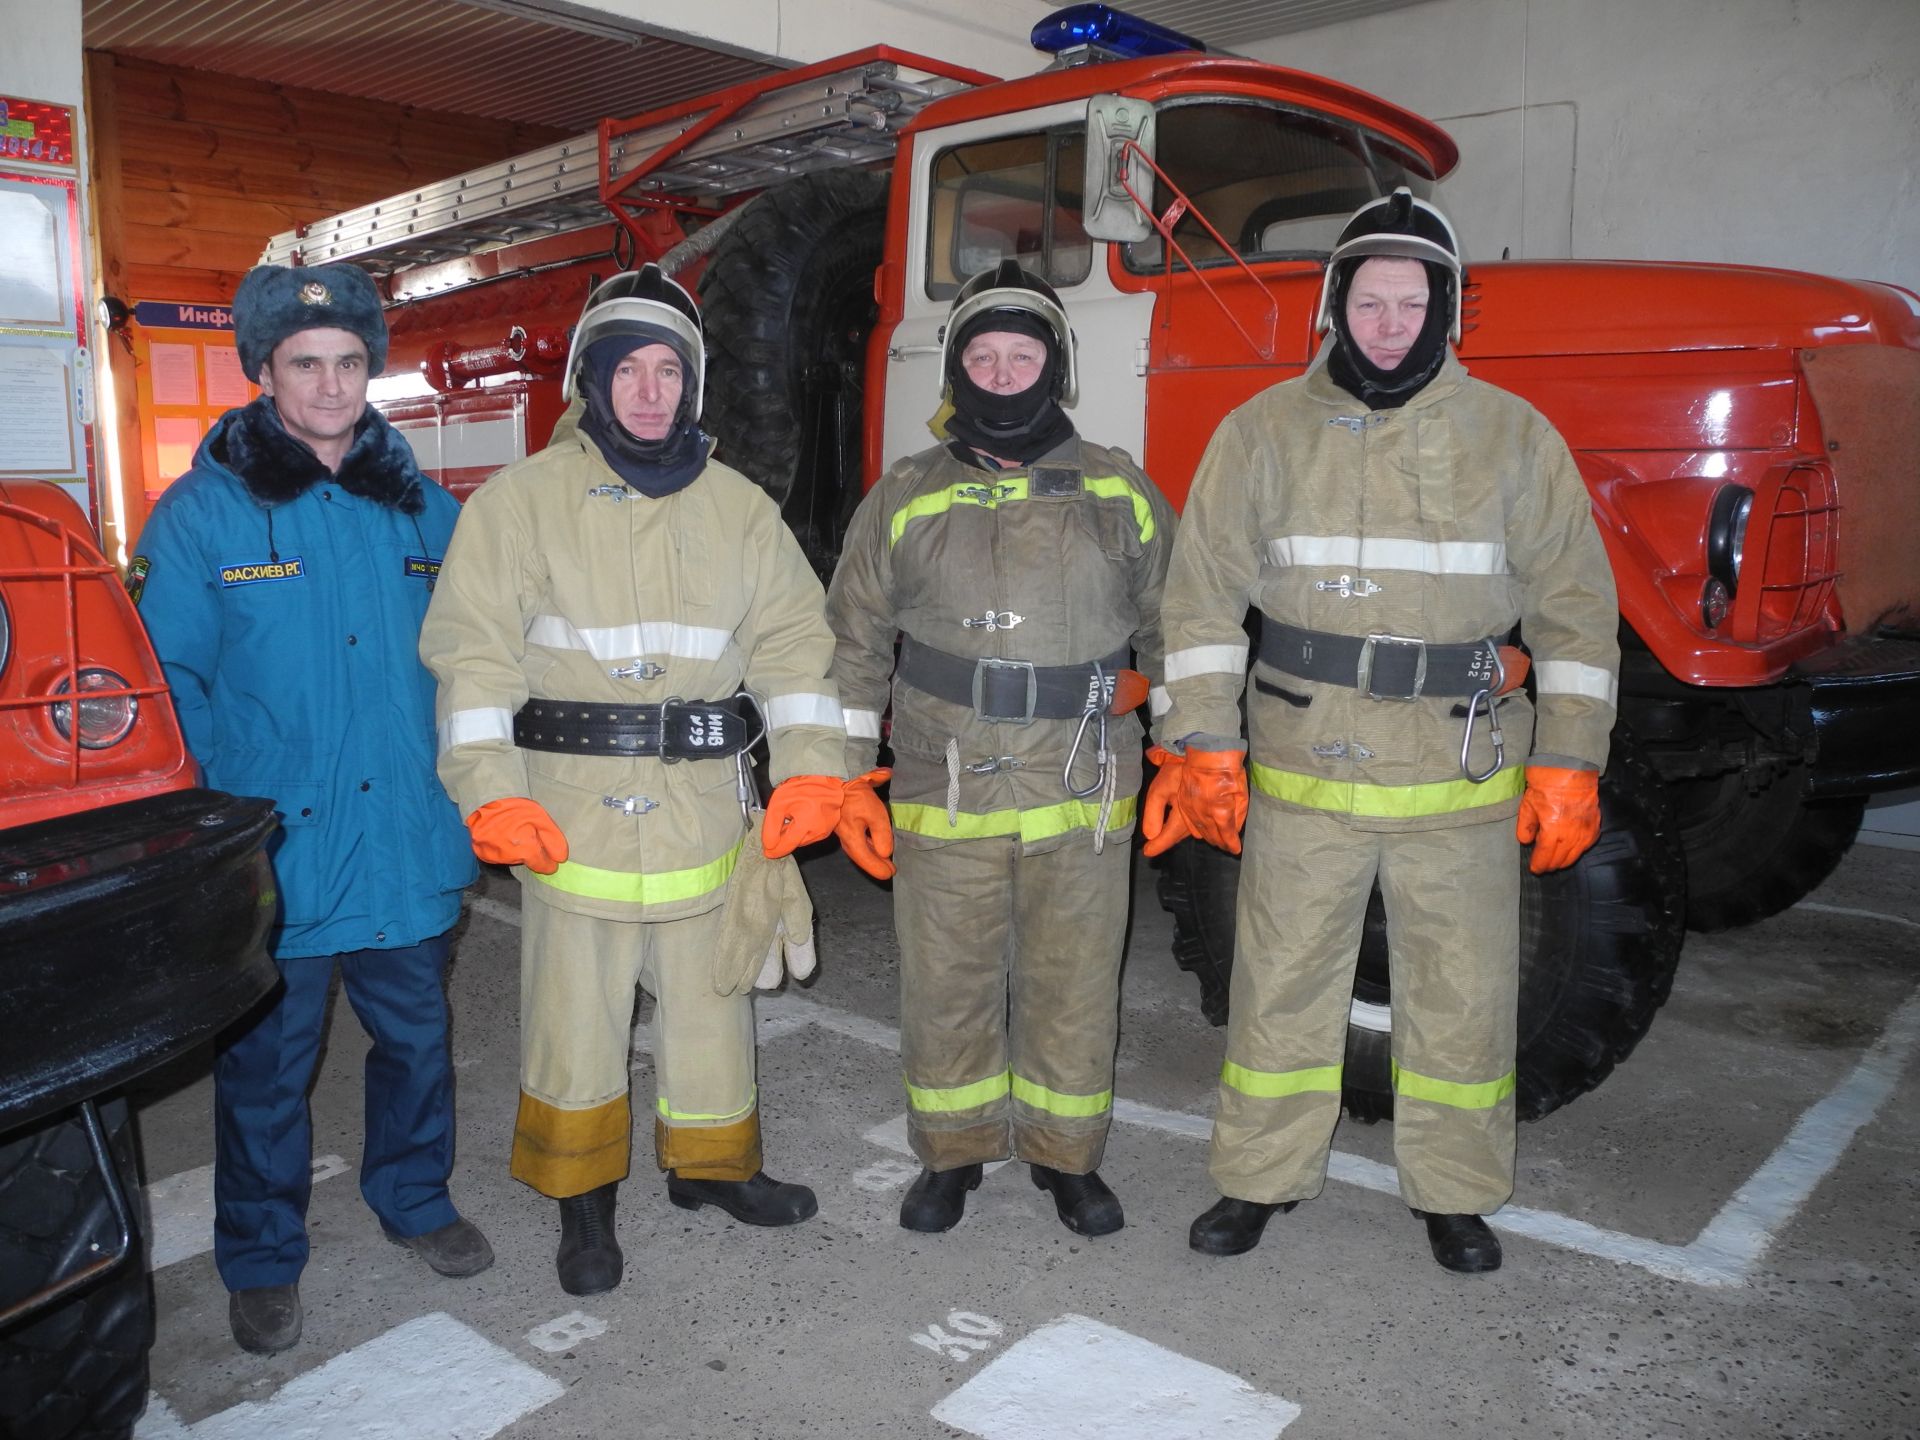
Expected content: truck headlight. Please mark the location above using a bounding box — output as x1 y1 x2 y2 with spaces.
50 667 138 749
1707 483 1754 591
0 589 10 676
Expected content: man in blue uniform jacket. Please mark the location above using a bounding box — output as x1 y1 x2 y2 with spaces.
133 262 489 1355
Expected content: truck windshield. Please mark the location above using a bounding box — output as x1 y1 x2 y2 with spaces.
1121 99 1437 272
927 127 1091 299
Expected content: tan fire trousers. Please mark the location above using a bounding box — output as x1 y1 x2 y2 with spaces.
511 897 760 1198
894 834 1129 1174
1210 799 1521 1215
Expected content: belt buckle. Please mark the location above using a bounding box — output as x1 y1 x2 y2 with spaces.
1356 633 1427 700
972 657 1038 725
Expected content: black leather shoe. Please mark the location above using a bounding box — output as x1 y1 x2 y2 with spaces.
1414 1209 1503 1273
557 1183 623 1296
384 1216 495 1277
1188 1196 1297 1256
668 1170 818 1227
229 1282 301 1354
1030 1165 1124 1237
899 1164 984 1233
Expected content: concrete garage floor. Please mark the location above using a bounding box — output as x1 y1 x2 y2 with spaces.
127 839 1919 1440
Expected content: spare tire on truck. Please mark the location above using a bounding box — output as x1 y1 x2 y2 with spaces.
699 168 892 577
1156 730 1687 1122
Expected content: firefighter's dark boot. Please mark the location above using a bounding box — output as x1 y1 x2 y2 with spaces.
1029 1165 1124 1236
1188 1196 1298 1256
1414 1209 1502 1273
556 1183 622 1295
899 1164 984 1232
667 1170 818 1226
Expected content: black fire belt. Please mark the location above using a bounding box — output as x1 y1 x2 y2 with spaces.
513 695 756 758
1257 619 1502 700
897 637 1131 723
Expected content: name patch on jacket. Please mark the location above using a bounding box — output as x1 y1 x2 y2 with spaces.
404 555 442 582
220 557 306 587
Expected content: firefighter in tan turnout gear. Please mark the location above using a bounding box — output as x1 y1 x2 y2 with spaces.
1146 191 1620 1273
422 266 883 1295
827 261 1176 1236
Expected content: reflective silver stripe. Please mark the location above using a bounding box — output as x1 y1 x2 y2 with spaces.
1264 534 1508 576
1149 684 1171 720
525 614 733 662
439 706 514 753
1536 659 1619 705
1164 642 1249 682
767 692 843 731
843 707 883 740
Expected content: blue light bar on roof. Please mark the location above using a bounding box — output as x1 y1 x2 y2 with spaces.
1031 5 1207 59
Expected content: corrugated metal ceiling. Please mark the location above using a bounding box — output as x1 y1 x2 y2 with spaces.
81 0 780 133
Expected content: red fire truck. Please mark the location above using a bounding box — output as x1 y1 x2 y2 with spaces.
259 6 1920 1122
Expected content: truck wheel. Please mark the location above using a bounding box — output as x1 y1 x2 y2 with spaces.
699 168 891 577
1156 732 1687 1122
1672 765 1864 932
0 1099 152 1440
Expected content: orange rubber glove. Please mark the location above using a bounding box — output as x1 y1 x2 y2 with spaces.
1141 746 1196 858
1515 765 1602 874
1182 747 1250 855
466 797 568 875
836 768 896 880
761 774 845 858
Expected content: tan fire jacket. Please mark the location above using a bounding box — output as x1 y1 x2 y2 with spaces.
421 407 844 920
1158 350 1619 832
827 435 1177 854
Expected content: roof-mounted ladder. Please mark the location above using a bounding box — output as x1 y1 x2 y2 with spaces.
260 47 992 273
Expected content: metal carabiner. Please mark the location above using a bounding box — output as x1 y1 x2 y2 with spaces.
1062 660 1110 799
1459 641 1507 783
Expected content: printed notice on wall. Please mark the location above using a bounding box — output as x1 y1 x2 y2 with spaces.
0 346 74 471
204 343 252 407
0 190 62 327
150 341 201 406
154 417 202 483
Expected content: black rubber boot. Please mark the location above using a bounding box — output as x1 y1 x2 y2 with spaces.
1414 1209 1503 1273
1029 1165 1124 1236
556 1183 623 1296
667 1170 818 1227
1188 1196 1298 1256
898 1164 985 1233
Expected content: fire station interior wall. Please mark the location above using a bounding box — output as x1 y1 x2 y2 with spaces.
85 51 569 544
1242 0 1920 295
1246 0 1920 842
563 0 1044 74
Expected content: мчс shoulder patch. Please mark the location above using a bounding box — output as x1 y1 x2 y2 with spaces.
125 555 150 605
220 557 306 587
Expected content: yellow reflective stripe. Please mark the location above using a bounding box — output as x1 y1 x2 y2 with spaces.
890 477 1031 546
655 1091 757 1123
1220 1059 1343 1098
531 839 743 905
890 795 1137 843
1010 1073 1113 1118
1392 1059 1516 1110
1082 474 1156 544
1248 762 1524 818
887 474 1152 547
905 1069 1011 1114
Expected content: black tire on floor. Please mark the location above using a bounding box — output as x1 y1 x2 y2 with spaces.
0 1098 152 1440
1155 730 1688 1123
1671 764 1865 932
698 168 891 577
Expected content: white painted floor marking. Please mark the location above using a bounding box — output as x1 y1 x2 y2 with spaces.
472 886 1920 1288
852 1157 923 1193
863 1113 1011 1175
527 1309 608 1354
465 894 523 928
1796 900 1920 933
146 1155 350 1271
133 1312 561 1439
933 1313 1300 1440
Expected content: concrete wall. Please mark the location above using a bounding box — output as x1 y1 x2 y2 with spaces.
1241 0 1920 292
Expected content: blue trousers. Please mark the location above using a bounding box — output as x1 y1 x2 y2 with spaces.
213 933 460 1291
